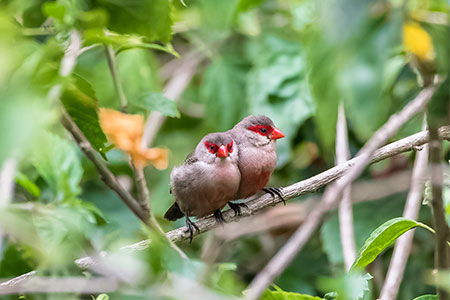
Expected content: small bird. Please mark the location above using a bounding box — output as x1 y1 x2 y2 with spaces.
164 132 241 241
228 115 285 209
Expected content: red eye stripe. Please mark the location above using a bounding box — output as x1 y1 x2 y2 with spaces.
248 125 273 136
227 140 234 153
204 142 219 154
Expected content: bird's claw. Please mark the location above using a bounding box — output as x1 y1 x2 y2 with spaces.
213 209 226 225
263 187 286 205
185 216 199 243
228 202 248 217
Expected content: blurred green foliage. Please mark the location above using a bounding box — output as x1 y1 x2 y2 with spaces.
0 0 449 299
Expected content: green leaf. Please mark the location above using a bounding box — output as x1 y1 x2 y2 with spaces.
0 242 35 278
413 295 438 300
318 273 372 300
31 132 83 202
42 1 66 23
95 294 110 300
15 172 40 198
132 92 180 118
61 75 108 154
93 0 173 43
350 217 434 271
321 196 405 265
246 35 315 166
261 289 323 300
201 56 248 132
22 0 48 27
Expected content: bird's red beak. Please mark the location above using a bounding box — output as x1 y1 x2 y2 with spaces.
270 127 285 140
216 145 228 158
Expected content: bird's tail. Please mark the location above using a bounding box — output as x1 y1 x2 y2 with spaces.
164 202 184 221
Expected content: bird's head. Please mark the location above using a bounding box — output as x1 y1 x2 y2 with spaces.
233 115 285 147
198 132 238 164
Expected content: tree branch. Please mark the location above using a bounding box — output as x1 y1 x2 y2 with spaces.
61 110 150 225
131 165 151 220
336 103 356 271
244 81 442 300
0 275 117 295
379 118 429 300
428 124 450 300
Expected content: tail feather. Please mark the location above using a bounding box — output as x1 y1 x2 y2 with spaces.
164 202 184 221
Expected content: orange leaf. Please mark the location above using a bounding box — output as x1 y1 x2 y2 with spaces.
99 108 168 169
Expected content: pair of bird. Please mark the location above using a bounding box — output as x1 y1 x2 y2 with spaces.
164 115 285 241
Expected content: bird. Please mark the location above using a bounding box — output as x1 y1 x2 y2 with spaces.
227 115 285 211
164 132 241 242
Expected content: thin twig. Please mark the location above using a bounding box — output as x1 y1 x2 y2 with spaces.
244 81 442 300
0 276 118 295
142 51 203 148
104 44 127 111
428 123 450 300
61 110 150 225
0 271 38 291
131 165 151 219
73 125 450 270
379 118 429 300
336 103 356 271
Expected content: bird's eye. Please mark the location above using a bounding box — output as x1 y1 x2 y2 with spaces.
260 128 267 134
227 141 233 153
205 142 218 154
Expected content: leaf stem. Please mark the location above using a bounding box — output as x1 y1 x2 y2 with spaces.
104 44 127 112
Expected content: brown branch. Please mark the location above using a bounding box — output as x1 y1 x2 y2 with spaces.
0 271 38 292
61 110 150 225
244 81 442 300
336 103 356 271
0 275 117 295
379 119 429 300
428 124 450 300
131 164 151 219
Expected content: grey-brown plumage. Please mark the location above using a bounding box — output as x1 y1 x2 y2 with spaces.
164 132 241 240
227 115 285 201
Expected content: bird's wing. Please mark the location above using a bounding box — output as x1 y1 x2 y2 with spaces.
184 151 198 165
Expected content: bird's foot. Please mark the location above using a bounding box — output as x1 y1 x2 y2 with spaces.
228 202 248 217
185 216 200 243
213 209 226 225
263 187 286 205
